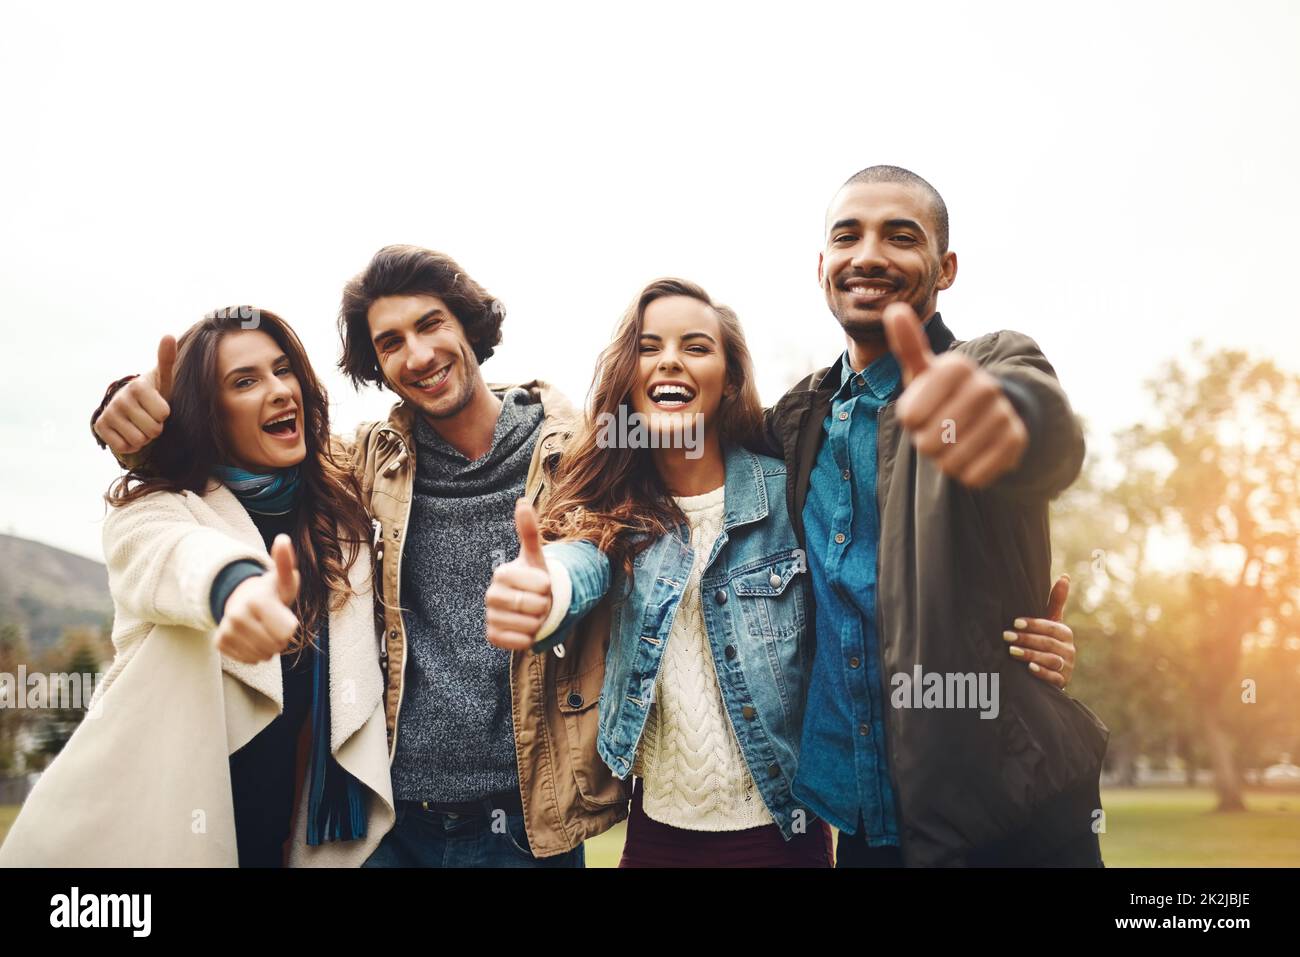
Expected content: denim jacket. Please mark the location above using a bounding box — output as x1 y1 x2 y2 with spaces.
541 445 815 839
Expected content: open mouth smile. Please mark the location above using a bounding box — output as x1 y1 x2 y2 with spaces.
410 363 453 395
646 381 697 410
261 409 300 441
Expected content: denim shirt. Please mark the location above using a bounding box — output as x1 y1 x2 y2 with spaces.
792 349 903 842
541 445 815 839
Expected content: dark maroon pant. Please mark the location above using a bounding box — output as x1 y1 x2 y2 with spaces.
619 778 834 868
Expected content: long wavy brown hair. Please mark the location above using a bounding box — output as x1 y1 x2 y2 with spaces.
107 308 371 651
539 278 764 572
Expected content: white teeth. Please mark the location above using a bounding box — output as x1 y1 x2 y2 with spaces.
415 366 451 389
265 413 295 427
849 284 892 296
651 384 694 403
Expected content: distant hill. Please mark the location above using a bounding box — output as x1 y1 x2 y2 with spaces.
0 535 112 650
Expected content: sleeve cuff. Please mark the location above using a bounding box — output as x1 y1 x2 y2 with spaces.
535 557 573 643
209 560 267 624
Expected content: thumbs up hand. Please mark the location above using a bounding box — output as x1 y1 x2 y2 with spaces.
94 334 176 455
883 303 1029 489
216 534 301 664
485 499 554 651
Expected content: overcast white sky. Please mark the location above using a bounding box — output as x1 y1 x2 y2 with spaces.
1 0 1297 561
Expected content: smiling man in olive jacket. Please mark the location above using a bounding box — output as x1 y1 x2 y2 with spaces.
761 166 1108 867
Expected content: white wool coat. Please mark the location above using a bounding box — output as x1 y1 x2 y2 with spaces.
0 481 394 867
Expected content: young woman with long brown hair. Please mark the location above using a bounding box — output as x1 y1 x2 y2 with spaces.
0 309 394 867
486 278 833 865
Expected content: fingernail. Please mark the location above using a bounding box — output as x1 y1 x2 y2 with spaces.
1014 618 1028 630
1028 662 1041 673
1061 574 1070 582
1008 646 1025 658
1002 630 1018 643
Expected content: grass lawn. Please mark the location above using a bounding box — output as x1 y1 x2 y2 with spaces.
585 787 1300 867
0 805 17 847
1096 787 1300 867
5 787 1298 866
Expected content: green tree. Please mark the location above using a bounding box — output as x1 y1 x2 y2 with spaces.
1055 346 1300 811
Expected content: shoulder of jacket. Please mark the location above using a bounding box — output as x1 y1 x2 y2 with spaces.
772 364 835 411
954 329 1044 362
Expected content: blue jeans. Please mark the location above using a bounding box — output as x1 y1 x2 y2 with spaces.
363 801 586 868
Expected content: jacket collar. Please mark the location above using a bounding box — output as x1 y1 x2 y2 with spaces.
812 311 956 397
720 443 769 531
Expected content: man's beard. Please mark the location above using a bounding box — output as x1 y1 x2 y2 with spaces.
835 310 888 346
831 266 941 343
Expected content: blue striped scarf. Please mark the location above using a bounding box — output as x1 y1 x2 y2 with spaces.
213 465 302 516
306 621 368 846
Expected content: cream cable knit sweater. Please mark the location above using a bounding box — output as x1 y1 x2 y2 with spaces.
633 486 773 831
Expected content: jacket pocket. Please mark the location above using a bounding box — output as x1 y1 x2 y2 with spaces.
556 661 628 811
996 705 1048 816
730 552 808 640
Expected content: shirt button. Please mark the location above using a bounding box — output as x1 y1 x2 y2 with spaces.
742 705 756 721
859 723 871 736
849 657 861 669
856 376 865 387
842 469 850 480
567 692 583 708
767 763 781 779
834 533 846 544
768 572 781 588
714 589 728 605
725 645 737 660
838 411 849 421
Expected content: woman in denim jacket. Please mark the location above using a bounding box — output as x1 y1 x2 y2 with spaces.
486 278 1066 867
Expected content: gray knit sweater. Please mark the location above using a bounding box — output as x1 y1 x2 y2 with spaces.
390 388 544 802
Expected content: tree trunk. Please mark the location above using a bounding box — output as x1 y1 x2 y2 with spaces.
1203 712 1245 811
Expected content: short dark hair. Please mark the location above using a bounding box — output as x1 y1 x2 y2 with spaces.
838 165 949 254
338 244 505 388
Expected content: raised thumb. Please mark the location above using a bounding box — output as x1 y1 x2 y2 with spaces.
515 498 545 568
156 335 177 402
271 534 299 605
882 303 933 385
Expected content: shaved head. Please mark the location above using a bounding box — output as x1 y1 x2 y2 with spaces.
830 165 949 254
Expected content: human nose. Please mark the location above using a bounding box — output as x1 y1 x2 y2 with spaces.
657 347 684 371
406 334 436 373
850 233 890 273
267 374 294 402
